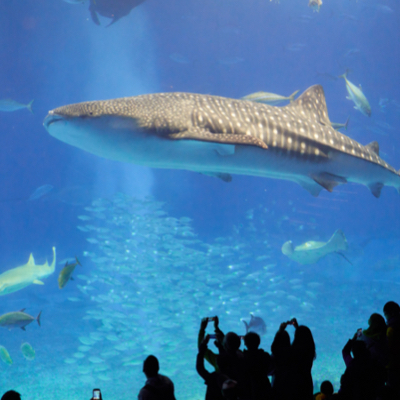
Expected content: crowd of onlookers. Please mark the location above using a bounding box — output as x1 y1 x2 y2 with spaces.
137 300 400 400
3 301 399 400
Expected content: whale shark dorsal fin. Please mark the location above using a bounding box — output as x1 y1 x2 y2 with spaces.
27 254 35 266
284 85 332 127
365 141 379 156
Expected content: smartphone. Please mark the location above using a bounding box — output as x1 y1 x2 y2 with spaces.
209 334 217 339
357 328 362 337
93 389 101 399
207 317 215 322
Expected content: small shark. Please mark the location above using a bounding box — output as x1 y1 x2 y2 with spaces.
282 229 348 264
43 85 400 197
340 70 371 117
0 247 56 295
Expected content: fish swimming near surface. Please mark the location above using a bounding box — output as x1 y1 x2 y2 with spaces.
0 99 34 113
20 342 35 360
0 346 12 365
28 184 54 201
0 309 41 330
282 229 348 264
58 257 82 289
242 313 267 336
308 0 322 12
331 117 349 131
43 85 400 198
340 70 371 117
0 247 56 295
242 90 299 105
89 0 146 26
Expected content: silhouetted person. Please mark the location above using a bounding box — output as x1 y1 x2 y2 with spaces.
314 380 334 400
339 336 379 400
138 355 176 400
357 313 388 393
242 332 273 399
383 301 400 397
270 325 291 400
221 379 240 400
196 334 231 400
198 316 225 371
216 332 245 392
1 391 21 400
271 318 316 400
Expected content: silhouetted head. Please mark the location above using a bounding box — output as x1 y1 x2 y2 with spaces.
244 332 261 351
143 355 159 378
221 379 239 399
1 391 21 400
383 301 400 320
293 325 316 360
223 332 241 353
320 380 334 396
351 340 367 359
271 329 290 355
363 313 387 338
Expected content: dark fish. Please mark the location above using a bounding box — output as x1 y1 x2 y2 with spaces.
0 309 41 330
89 0 146 26
58 257 82 289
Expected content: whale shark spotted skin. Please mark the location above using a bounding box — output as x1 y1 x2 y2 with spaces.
43 85 400 197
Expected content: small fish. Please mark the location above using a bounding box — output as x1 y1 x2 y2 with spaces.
169 53 190 64
28 184 54 201
0 346 12 365
242 90 299 105
0 309 41 330
63 0 88 4
282 229 348 264
21 342 35 360
242 313 267 336
286 43 306 52
0 99 34 113
331 117 349 131
308 0 322 12
340 70 371 117
58 257 82 289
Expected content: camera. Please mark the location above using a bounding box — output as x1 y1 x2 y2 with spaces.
92 389 101 400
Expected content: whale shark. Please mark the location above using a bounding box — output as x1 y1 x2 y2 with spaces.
0 247 56 295
43 85 400 197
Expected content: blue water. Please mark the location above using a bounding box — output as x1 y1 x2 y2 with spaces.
0 0 399 398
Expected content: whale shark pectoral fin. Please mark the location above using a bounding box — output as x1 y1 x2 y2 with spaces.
368 182 384 198
168 129 268 149
311 172 347 192
33 280 44 285
298 180 324 197
27 254 35 266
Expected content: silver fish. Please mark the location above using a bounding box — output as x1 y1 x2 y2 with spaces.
340 70 371 117
242 90 299 105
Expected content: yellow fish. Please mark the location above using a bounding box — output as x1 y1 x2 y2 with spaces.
0 345 12 365
58 257 81 289
21 342 35 360
0 247 56 295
